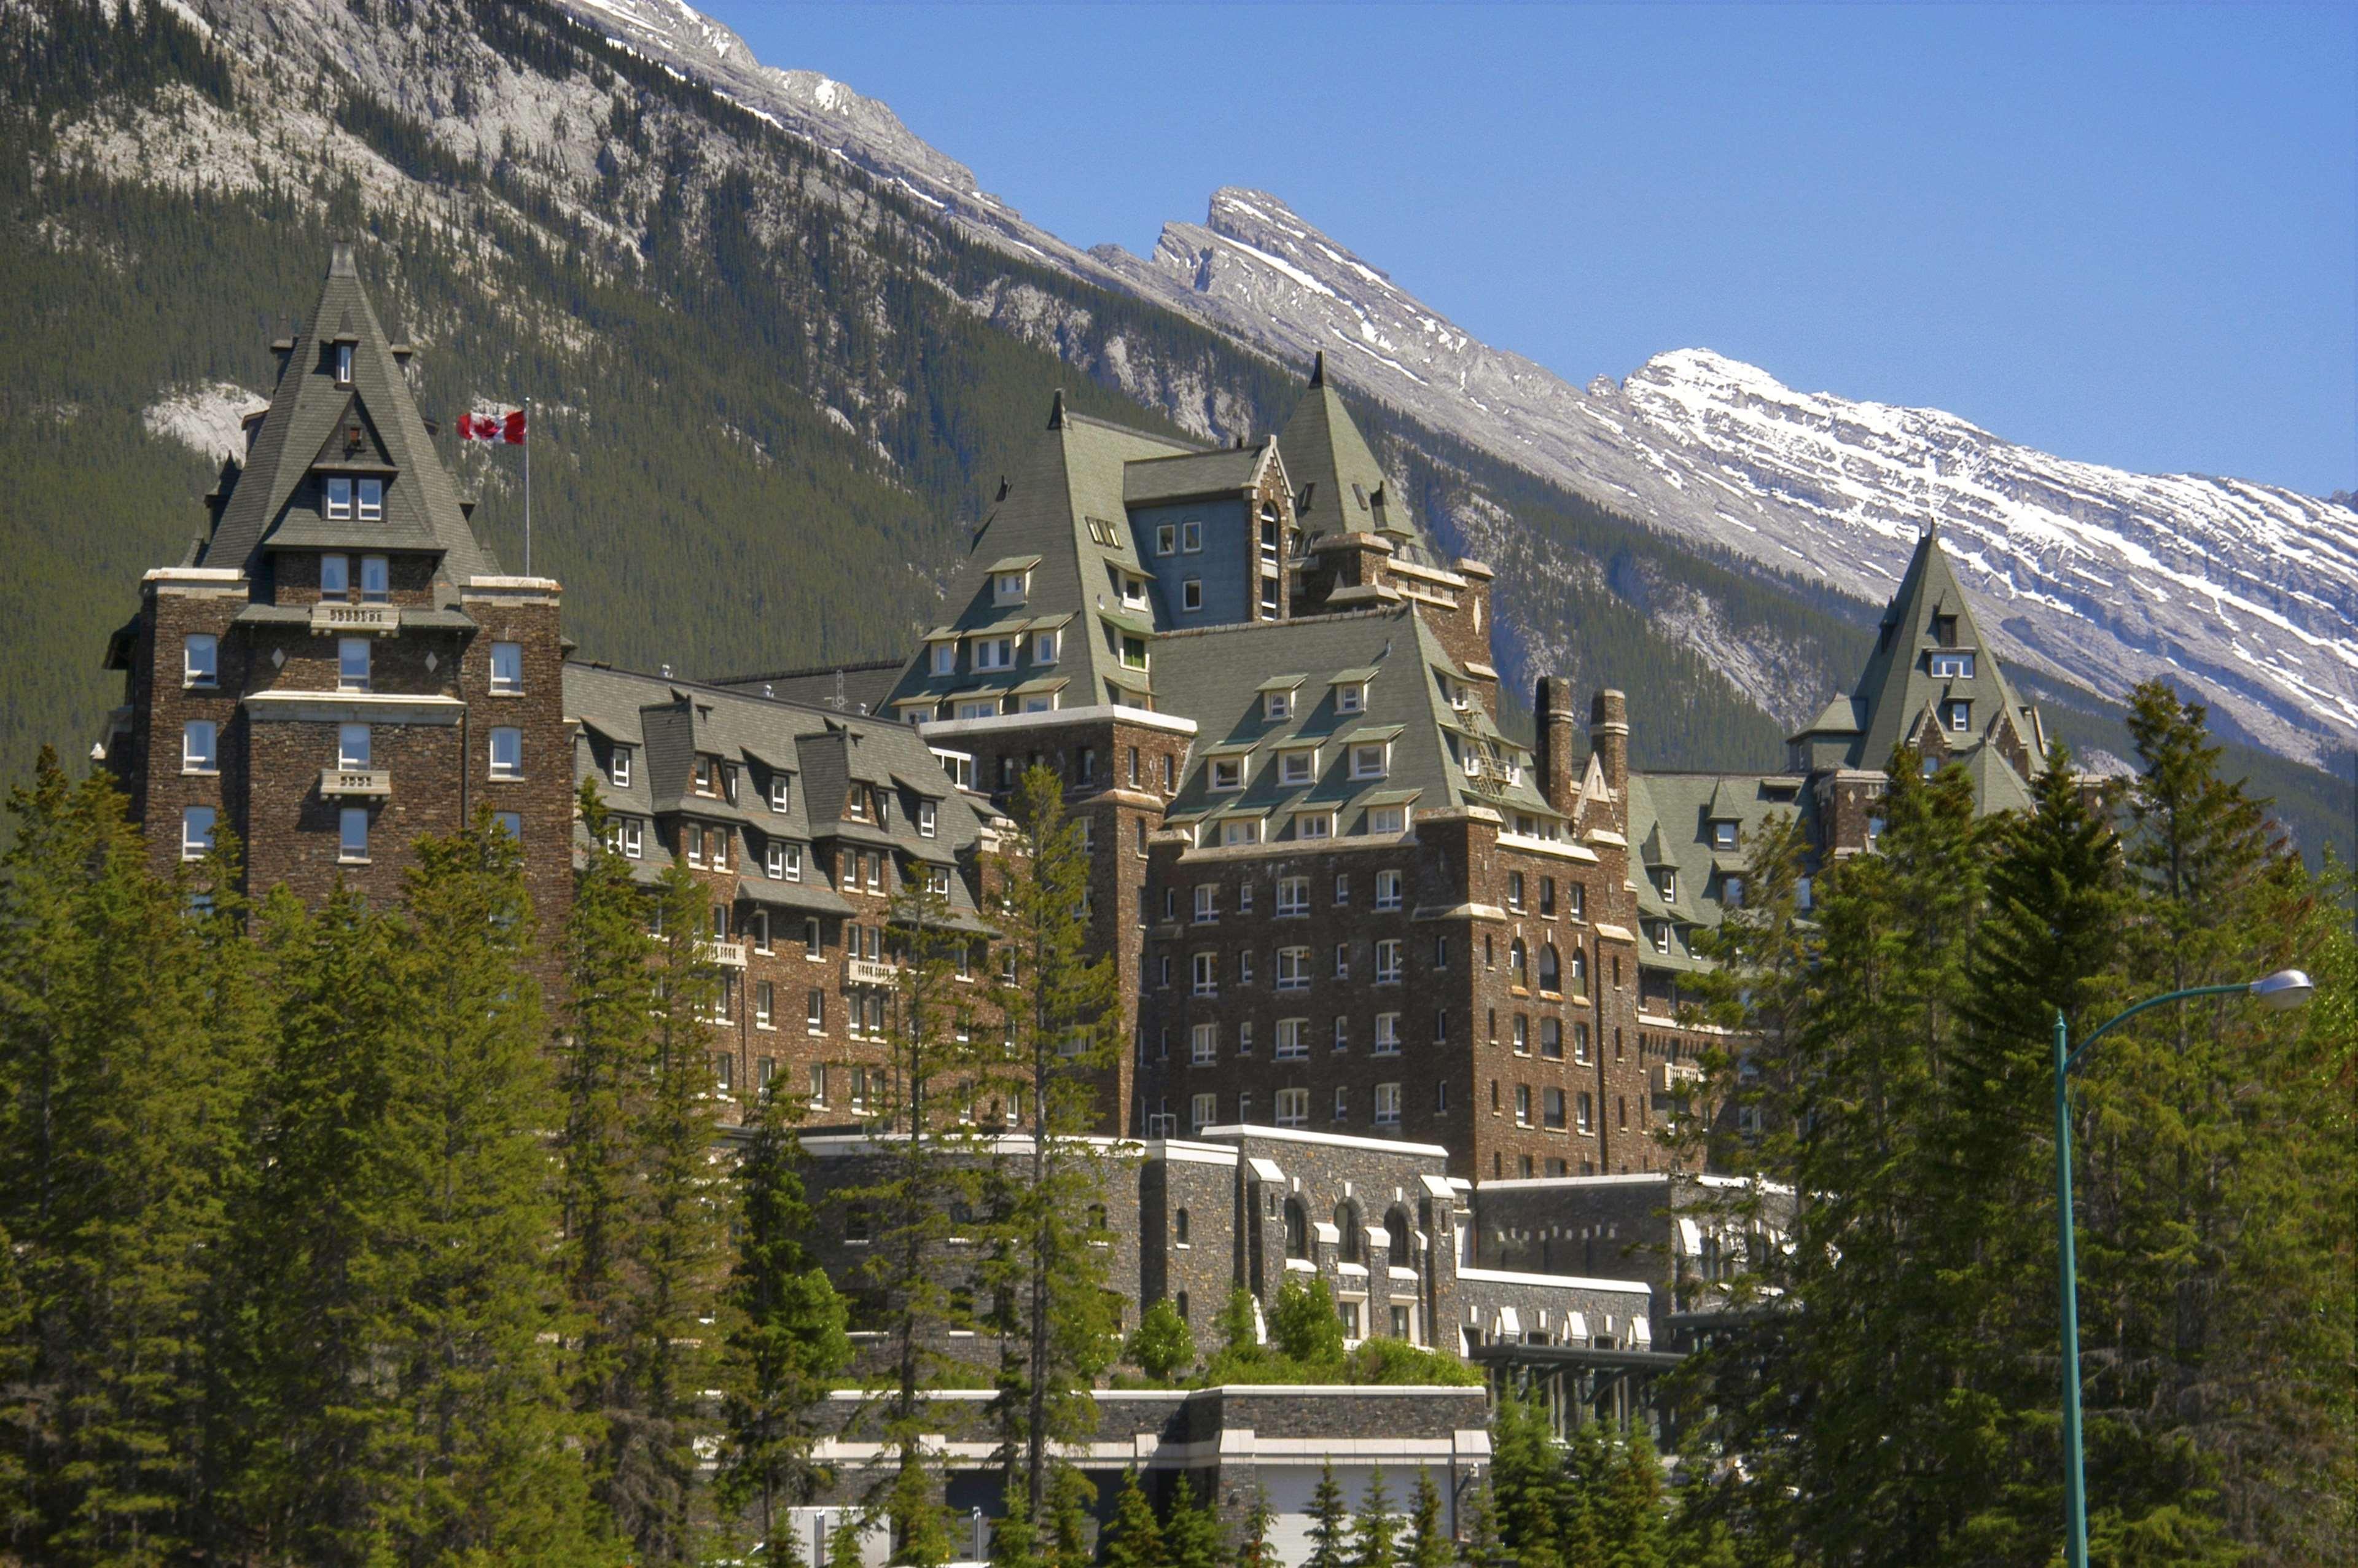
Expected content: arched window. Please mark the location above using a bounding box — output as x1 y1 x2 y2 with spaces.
1539 943 1561 992
1284 1198 1309 1259
1508 939 1528 987
1174 1207 1191 1246
1335 1201 1363 1263
1386 1206 1414 1270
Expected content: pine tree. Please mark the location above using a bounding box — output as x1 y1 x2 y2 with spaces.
716 1073 853 1558
1596 1430 1669 1568
1407 1469 1451 1568
1489 1391 1563 1568
1351 1468 1400 1568
0 754 259 1564
1553 1423 1606 1568
990 1476 1044 1568
1101 1467 1166 1568
1232 1483 1278 1568
1047 1465 1096 1568
1456 1476 1502 1568
979 765 1123 1527
1305 1462 1353 1568
1163 1473 1225 1568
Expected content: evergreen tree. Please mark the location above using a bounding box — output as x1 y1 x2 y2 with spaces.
1047 1465 1096 1568
0 754 259 1564
1596 1430 1669 1568
1126 1297 1198 1384
1553 1422 1606 1568
1489 1391 1563 1568
980 765 1123 1526
1456 1476 1502 1568
1351 1468 1400 1568
1163 1473 1225 1568
1305 1462 1353 1568
1232 1483 1278 1568
1266 1277 1347 1369
1407 1469 1451 1568
1101 1467 1166 1568
990 1476 1044 1568
716 1073 853 1558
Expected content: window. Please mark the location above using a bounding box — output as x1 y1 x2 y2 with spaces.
325 478 353 520
1191 1093 1216 1131
1712 819 1738 851
488 727 522 780
1276 1018 1308 1059
1367 805 1408 835
1540 1018 1563 1060
1931 614 1958 646
1157 523 1176 555
1333 1014 1349 1051
1567 881 1587 921
1182 520 1203 552
1237 950 1254 985
1569 948 1588 996
492 811 521 840
1332 1086 1349 1122
1193 884 1219 922
1509 939 1528 988
1192 953 1218 997
183 634 217 688
1574 1021 1591 1064
1650 922 1673 955
609 746 632 789
321 553 349 595
1654 867 1677 903
322 802 367 864
770 843 803 881
338 638 370 692
1929 651 1976 679
1173 1207 1192 1246
1351 742 1389 779
930 641 955 676
1332 943 1351 980
1276 947 1310 990
1513 1015 1529 1054
1238 881 1254 913
336 723 370 770
358 552 386 599
332 343 353 385
1276 876 1309 917
956 699 997 722
1945 700 1972 733
1120 573 1149 609
806 989 824 1032
1866 816 1885 849
1515 1084 1532 1126
1539 944 1561 992
486 641 522 694
1576 1092 1594 1133
1034 629 1059 663
1544 1087 1567 1130
1375 1012 1401 1054
1236 1020 1254 1055
181 720 217 773
1336 682 1365 714
1434 935 1450 970
1275 1087 1308 1128
1182 578 1203 611
1724 876 1744 908
974 636 1015 671
755 982 774 1028
176 805 216 862
928 867 951 897
1296 811 1334 841
1507 872 1525 912
1375 870 1403 912
993 569 1029 604
1192 1023 1217 1065
1264 689 1293 722
1219 818 1259 848
1375 939 1403 984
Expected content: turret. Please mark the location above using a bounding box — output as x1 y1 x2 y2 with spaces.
1536 676 1579 814
1589 688 1629 805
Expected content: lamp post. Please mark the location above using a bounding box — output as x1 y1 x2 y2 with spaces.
2052 968 2313 1568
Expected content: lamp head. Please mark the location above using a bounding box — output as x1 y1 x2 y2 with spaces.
2247 969 2314 1012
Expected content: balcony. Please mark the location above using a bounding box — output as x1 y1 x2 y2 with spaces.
846 957 900 988
702 940 748 969
319 767 391 798
1653 1060 1704 1094
310 601 400 634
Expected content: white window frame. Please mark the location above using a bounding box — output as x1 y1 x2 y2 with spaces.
321 552 349 595
324 477 353 520
1192 952 1218 997
993 569 1029 604
1336 682 1365 715
1297 811 1333 841
1182 578 1203 611
1375 938 1403 984
1712 820 1737 851
489 641 522 694
357 482 383 523
181 805 216 861
1929 652 1975 679
184 634 217 688
1275 1019 1308 1061
1275 1086 1308 1127
1367 806 1408 835
622 819 642 859
1192 1023 1217 1065
181 720 217 774
1351 742 1390 779
1220 818 1259 847
956 699 998 722
974 636 1015 671
1193 884 1218 922
609 746 633 789
1157 523 1176 556
1276 877 1308 917
1033 629 1059 664
1191 1092 1217 1131
1263 690 1292 722
1182 519 1203 553
930 641 956 676
488 727 523 780
1374 1082 1402 1126
1375 869 1403 911
337 722 370 769
1210 758 1244 791
1278 747 1316 786
1375 1013 1401 1055
1276 946 1311 991
337 637 370 692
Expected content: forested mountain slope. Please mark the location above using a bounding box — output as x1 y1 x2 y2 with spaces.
1 0 2343 857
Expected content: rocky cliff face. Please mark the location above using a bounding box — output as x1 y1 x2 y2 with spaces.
547 8 2353 771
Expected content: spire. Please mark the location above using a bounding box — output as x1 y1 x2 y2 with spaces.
1047 388 1065 431
1307 349 1325 388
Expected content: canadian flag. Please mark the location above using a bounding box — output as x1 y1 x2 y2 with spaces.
458 407 526 444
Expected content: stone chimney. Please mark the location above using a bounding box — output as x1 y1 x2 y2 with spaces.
1536 676 1579 814
1589 688 1630 808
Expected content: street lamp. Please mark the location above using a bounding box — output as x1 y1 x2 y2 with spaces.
2052 969 2314 1568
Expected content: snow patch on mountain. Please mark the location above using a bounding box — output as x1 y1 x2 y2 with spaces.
142 383 266 467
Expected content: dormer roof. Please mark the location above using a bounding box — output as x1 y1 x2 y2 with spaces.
201 244 496 592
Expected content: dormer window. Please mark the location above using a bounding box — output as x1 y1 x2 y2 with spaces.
1930 614 1958 646
1120 573 1149 608
1263 690 1292 722
847 787 867 821
1336 682 1365 715
1929 652 1975 679
325 478 353 520
611 745 632 789
1033 630 1059 664
1712 820 1738 851
1120 635 1149 671
1655 868 1677 902
357 480 383 521
333 343 353 385
1278 747 1316 786
929 641 955 676
693 757 717 796
1211 758 1244 792
1943 700 1971 732
1349 742 1389 779
974 637 1015 671
769 774 791 812
993 570 1029 604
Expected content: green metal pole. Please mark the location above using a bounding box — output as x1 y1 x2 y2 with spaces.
2055 1007 2088 1568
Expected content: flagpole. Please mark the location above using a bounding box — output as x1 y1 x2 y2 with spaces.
523 395 532 577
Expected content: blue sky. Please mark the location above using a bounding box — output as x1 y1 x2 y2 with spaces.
700 2 2357 497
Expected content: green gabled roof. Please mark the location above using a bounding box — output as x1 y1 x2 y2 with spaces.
203 246 495 591
1625 770 1821 965
1813 527 2042 796
1278 354 1445 569
1121 441 1272 506
880 397 1199 714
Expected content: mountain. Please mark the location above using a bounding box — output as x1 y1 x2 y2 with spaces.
553 5 2354 776
1 0 2344 861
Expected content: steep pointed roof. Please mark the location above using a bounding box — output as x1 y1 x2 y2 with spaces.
202 245 496 591
1806 526 2042 785
1277 360 1444 569
880 397 1200 714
